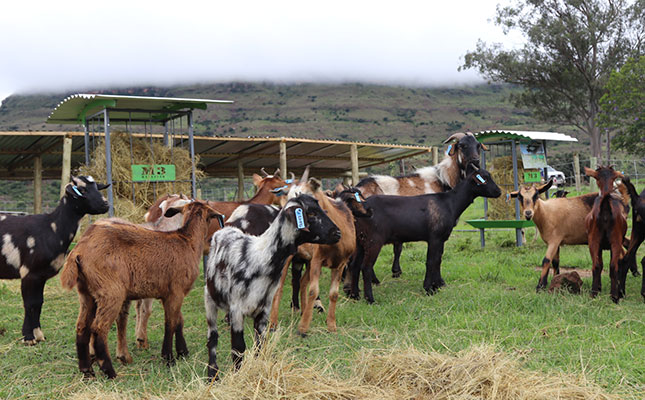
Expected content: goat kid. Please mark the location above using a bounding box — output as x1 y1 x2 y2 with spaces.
585 166 628 303
0 176 109 344
356 132 485 279
61 201 223 379
349 167 501 303
204 195 340 379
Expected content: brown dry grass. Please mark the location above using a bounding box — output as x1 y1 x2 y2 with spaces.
66 330 617 400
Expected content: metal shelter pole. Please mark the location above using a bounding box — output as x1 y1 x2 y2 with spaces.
350 144 359 186
188 111 197 199
83 121 90 165
237 160 245 201
164 121 169 147
542 140 549 199
511 140 522 246
104 109 115 217
480 149 487 248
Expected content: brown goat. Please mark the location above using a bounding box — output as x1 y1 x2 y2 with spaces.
270 173 358 336
585 166 628 303
510 178 631 290
60 201 222 379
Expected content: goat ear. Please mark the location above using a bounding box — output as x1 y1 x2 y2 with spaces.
508 189 520 198
537 178 553 194
252 173 263 187
584 167 598 178
164 206 184 218
308 177 322 192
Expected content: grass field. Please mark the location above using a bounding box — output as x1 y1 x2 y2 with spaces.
1 198 644 399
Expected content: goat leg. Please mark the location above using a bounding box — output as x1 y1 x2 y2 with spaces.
204 288 220 381
424 242 445 295
590 245 603 298
391 242 403 278
229 311 246 369
175 313 189 358
134 298 153 349
116 300 133 364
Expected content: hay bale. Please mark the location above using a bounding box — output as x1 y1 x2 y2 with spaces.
488 156 525 220
77 131 203 224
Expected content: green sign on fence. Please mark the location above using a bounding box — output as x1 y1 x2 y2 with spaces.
524 170 541 183
131 164 176 182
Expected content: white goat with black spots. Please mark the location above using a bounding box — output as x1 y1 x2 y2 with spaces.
204 195 340 380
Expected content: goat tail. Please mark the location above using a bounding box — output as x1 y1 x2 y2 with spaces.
621 177 639 208
60 253 81 290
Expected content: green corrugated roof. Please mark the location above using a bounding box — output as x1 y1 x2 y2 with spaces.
474 130 578 143
47 94 233 125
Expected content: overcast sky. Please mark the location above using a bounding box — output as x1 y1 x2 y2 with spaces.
0 0 523 103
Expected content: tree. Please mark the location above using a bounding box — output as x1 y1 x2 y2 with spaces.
598 55 644 156
461 0 644 158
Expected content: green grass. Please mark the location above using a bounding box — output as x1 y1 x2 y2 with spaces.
1 212 644 398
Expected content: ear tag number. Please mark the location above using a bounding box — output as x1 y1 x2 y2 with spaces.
295 208 306 229
354 192 362 202
476 174 486 184
445 144 452 155
72 185 83 197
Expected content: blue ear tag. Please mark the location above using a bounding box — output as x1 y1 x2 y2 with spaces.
445 144 452 156
506 193 511 202
354 192 362 202
476 174 486 184
72 185 83 197
294 208 306 229
285 179 293 184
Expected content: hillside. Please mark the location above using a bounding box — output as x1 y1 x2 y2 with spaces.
0 82 587 154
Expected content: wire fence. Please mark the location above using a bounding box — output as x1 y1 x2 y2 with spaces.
548 158 645 189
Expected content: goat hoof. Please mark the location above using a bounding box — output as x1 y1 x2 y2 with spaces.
105 370 117 379
177 350 189 359
349 293 360 300
136 338 149 349
632 270 641 277
372 276 381 285
81 368 95 379
116 354 133 364
298 331 308 338
392 270 402 278
313 300 325 313
22 339 37 346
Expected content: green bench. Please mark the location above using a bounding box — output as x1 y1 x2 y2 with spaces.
466 219 535 247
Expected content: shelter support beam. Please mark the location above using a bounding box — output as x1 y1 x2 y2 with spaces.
350 144 359 185
33 155 42 214
60 135 72 197
237 160 245 201
188 112 196 199
104 109 115 217
511 140 522 247
432 147 439 165
279 140 287 180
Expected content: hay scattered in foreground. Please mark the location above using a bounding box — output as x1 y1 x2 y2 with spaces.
67 331 618 400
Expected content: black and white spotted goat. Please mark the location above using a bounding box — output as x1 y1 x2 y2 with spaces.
204 194 340 379
0 176 109 344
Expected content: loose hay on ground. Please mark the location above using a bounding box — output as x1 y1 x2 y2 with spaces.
66 330 618 400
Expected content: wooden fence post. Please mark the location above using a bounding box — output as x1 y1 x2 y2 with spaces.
589 156 597 192
34 155 42 214
573 153 581 192
432 147 439 165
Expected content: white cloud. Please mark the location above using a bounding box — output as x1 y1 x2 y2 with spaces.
0 0 522 99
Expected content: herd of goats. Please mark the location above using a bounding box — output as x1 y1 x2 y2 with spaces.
1 132 644 380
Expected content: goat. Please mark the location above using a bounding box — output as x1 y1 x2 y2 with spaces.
554 189 570 198
356 132 485 279
349 167 501 303
204 195 340 379
619 176 645 300
60 201 223 379
509 178 633 291
585 166 628 303
268 182 372 330
131 193 194 350
0 176 109 344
